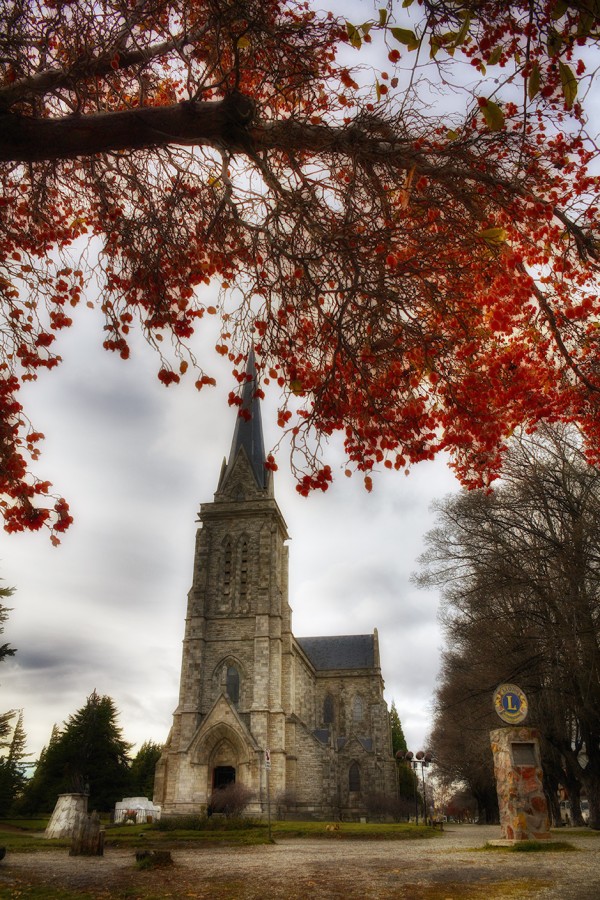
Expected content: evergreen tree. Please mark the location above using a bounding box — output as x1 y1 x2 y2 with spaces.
128 741 162 799
0 585 16 670
17 724 60 815
389 701 417 804
0 586 17 749
0 711 29 815
0 582 20 815
389 701 407 757
20 691 132 813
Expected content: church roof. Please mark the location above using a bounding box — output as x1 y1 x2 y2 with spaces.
225 348 267 489
296 634 375 670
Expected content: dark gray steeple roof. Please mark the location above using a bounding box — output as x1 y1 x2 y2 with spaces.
225 348 267 489
296 635 375 670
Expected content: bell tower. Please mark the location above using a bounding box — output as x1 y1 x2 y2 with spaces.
154 351 291 814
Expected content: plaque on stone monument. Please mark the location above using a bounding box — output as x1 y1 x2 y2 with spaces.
511 741 537 767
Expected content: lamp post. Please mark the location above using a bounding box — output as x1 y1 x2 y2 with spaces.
396 750 433 825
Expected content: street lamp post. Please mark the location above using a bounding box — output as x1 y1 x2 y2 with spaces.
396 750 433 825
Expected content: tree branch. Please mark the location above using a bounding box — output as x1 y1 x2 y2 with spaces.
0 29 207 111
0 94 256 162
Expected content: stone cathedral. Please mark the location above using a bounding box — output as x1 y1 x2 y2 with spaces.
154 354 397 819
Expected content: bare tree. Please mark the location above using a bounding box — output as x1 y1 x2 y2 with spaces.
209 781 253 817
418 426 600 827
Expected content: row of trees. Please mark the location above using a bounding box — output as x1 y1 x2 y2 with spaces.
1 689 163 816
1 677 412 819
0 587 29 815
0 595 163 815
420 426 600 828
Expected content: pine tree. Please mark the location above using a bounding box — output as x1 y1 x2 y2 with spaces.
389 701 408 757
0 582 20 814
20 691 132 813
16 724 60 815
0 586 17 748
0 585 16 670
389 701 418 803
128 741 162 799
0 711 29 815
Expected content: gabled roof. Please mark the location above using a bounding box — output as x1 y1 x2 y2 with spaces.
296 634 375 670
224 348 267 490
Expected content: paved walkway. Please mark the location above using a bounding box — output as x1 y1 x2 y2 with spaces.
2 824 600 898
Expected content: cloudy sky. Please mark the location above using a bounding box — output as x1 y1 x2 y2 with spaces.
0 0 471 766
0 296 459 763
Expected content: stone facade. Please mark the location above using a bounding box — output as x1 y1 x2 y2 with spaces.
154 355 397 819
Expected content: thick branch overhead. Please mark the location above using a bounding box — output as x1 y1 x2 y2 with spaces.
0 95 257 161
0 0 598 539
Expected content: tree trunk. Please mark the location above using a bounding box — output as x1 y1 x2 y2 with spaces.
545 786 563 827
474 788 499 825
582 777 600 830
567 780 585 827
69 812 104 856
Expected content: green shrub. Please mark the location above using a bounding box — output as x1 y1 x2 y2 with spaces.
156 814 263 832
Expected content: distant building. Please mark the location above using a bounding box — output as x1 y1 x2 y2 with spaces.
154 353 397 819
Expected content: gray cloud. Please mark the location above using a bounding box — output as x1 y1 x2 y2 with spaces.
0 314 458 760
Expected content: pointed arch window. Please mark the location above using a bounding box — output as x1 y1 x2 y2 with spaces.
349 761 361 793
323 694 334 725
239 537 249 603
226 666 240 706
222 538 232 596
352 695 364 724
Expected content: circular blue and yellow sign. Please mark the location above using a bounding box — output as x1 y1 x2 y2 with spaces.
493 683 529 724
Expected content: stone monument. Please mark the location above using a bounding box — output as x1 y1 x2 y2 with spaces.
490 683 551 842
45 793 88 839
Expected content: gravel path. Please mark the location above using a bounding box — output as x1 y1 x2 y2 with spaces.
1 825 600 899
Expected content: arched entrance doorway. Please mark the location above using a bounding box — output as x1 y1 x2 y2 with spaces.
213 765 236 790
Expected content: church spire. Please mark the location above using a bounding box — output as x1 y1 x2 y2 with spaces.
224 348 267 489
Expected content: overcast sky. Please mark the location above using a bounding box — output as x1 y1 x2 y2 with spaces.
0 297 459 763
0 0 470 768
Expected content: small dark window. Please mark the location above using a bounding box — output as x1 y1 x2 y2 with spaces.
223 539 232 595
323 694 334 725
239 539 249 601
349 761 361 792
226 666 240 705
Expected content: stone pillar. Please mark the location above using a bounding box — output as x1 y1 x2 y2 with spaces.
490 726 551 842
45 793 88 839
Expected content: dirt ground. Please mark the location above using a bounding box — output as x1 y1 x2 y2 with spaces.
1 825 600 900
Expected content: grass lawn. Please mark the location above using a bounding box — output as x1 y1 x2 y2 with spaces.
0 816 440 851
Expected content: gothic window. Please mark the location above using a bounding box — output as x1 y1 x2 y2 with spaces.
349 761 361 793
226 666 240 706
222 538 232 597
239 537 249 605
323 694 334 725
352 695 364 724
